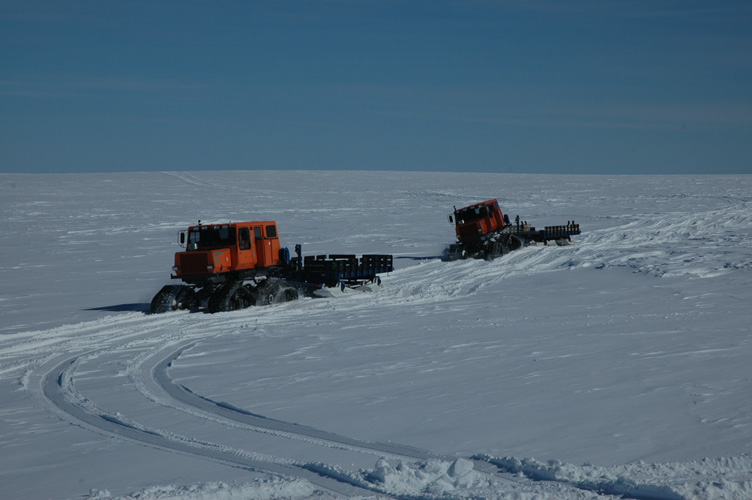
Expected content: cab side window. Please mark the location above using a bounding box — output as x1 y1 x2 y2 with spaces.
239 228 251 250
266 225 277 238
254 227 262 239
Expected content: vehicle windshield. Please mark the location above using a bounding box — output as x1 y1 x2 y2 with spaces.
456 205 490 224
188 225 236 249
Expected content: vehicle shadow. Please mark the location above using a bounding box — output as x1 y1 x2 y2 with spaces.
86 303 151 313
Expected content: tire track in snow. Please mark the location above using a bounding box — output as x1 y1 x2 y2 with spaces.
149 343 588 496
154 343 434 460
153 342 666 499
39 354 385 499
15 311 392 497
37 342 535 499
21 281 628 499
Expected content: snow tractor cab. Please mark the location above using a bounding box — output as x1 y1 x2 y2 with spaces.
449 199 509 246
151 220 393 314
173 221 283 284
446 198 580 260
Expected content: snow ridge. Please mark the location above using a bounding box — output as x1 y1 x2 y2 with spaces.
478 454 752 500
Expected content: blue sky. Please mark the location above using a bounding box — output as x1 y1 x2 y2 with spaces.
2 1 751 174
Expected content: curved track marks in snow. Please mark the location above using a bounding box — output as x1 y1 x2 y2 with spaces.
13 313 383 497
24 314 533 499
39 354 372 498
154 344 435 461
18 304 585 499
16 311 396 497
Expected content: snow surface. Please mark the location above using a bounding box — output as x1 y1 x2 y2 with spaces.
1 171 751 500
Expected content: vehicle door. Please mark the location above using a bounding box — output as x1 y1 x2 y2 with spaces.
236 227 257 269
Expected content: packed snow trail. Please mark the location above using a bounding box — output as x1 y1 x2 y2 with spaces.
154 343 436 460
17 307 541 498
36 328 686 500
39 355 379 498
19 313 402 497
25 315 555 498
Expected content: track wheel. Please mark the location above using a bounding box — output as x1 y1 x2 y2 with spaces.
483 239 506 260
282 286 299 302
485 234 524 260
208 283 254 313
253 278 298 306
443 244 463 261
508 234 524 251
150 285 194 313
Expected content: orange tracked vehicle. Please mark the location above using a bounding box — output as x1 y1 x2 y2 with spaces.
151 220 393 314
446 199 580 260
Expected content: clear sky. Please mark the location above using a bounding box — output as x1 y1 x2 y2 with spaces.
2 1 751 174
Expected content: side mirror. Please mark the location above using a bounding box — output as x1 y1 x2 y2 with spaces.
178 231 186 247
448 215 454 224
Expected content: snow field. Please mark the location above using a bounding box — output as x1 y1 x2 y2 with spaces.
1 171 751 499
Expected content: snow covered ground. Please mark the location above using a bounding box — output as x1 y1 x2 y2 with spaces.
1 171 751 500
